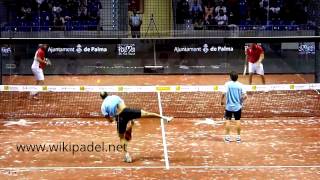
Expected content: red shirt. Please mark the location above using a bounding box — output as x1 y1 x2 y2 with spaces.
246 45 264 63
37 48 46 69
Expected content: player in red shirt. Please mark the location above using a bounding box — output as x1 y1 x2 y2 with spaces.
30 44 49 98
245 43 266 84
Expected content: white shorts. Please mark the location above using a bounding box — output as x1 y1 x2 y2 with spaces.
248 62 264 75
31 67 44 81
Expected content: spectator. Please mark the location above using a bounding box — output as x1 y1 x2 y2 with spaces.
36 0 45 6
87 0 102 23
79 0 87 6
52 2 63 17
78 4 89 22
194 17 204 30
53 14 65 30
129 9 142 38
176 0 190 24
215 0 227 15
204 1 214 21
215 9 228 29
20 3 32 21
190 0 203 22
204 14 215 30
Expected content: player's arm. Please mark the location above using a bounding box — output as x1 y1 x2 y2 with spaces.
220 93 225 105
129 16 133 26
257 46 265 64
245 46 248 59
241 87 247 104
241 93 247 102
139 16 142 26
37 56 47 64
104 115 115 123
258 53 264 63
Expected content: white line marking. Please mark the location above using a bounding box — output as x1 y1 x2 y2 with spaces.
314 89 320 94
1 165 319 171
157 92 170 170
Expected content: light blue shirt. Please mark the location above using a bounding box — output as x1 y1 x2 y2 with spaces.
224 81 246 112
101 95 123 117
130 15 141 27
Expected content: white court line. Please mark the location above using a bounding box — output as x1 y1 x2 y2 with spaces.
157 92 170 170
1 165 320 171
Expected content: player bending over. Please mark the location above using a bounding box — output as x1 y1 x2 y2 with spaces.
100 92 173 163
245 43 266 84
221 71 247 143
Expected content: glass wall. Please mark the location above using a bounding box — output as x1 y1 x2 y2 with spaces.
1 38 317 80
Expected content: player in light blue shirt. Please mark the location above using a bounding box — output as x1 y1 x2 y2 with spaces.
221 71 247 143
100 92 173 163
101 95 124 118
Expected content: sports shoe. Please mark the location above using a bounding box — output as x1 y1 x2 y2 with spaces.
236 135 241 143
163 116 173 123
224 136 231 143
124 153 132 163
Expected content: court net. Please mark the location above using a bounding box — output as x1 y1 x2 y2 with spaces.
0 84 319 119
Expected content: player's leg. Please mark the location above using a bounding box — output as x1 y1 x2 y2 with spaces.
141 110 173 123
234 109 242 143
224 110 232 142
256 63 265 84
116 116 132 163
249 74 253 85
124 120 134 141
31 68 44 98
248 62 254 85
36 80 44 85
34 68 44 85
118 134 131 163
260 75 266 84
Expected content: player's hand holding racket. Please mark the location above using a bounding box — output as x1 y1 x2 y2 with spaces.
45 58 52 66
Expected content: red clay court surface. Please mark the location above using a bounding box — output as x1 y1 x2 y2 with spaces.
0 74 319 179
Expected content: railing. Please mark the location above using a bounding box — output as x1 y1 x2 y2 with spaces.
0 25 317 38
